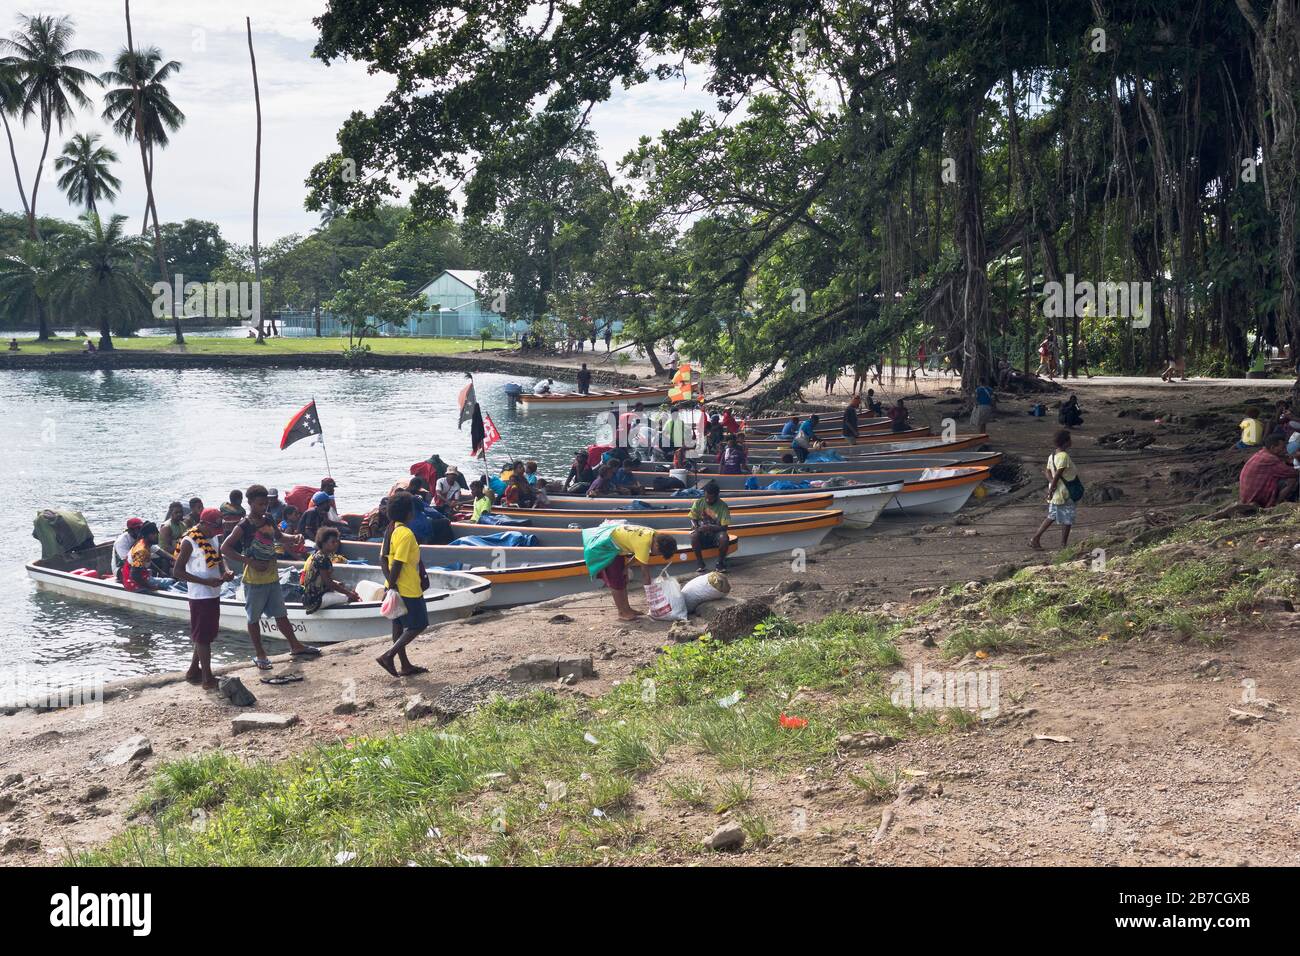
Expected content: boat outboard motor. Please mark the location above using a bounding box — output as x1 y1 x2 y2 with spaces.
503 382 524 399
32 509 95 560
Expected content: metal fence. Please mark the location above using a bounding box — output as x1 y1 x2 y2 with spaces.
276 310 511 339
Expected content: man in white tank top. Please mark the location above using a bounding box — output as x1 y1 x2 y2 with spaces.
171 508 233 689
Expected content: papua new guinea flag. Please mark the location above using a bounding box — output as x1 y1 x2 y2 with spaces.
280 400 323 450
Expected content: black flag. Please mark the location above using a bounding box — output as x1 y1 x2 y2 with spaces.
280 400 323 450
470 402 485 457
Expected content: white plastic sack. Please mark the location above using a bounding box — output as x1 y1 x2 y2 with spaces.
356 580 387 603
646 572 688 621
380 588 406 620
682 571 730 612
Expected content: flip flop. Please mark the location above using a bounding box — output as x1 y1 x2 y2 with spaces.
253 657 273 670
260 674 303 685
290 646 322 658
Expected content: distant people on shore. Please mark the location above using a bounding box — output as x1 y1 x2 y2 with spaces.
83 338 96 353
1238 407 1264 449
971 383 995 430
1160 353 1187 382
7 338 18 351
1238 431 1299 508
1030 429 1081 551
1058 394 1083 428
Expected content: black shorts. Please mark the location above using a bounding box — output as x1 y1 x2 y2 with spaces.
396 593 429 631
693 526 724 548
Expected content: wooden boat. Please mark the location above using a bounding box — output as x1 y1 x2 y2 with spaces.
497 490 840 517
742 417 892 437
652 451 1003 474
743 426 931 446
25 543 491 644
662 466 989 515
337 538 737 608
516 384 672 412
535 482 902 529
743 431 992 451
444 509 844 559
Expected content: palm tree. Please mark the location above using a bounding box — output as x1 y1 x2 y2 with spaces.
99 45 183 232
53 132 120 214
0 63 31 225
58 212 151 351
318 199 343 230
0 14 102 239
0 237 65 339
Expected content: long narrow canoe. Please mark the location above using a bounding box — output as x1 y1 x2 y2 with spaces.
744 426 931 447
647 451 1003 474
26 543 491 644
535 482 901 529
337 538 736 608
445 509 843 559
517 384 672 412
659 466 988 516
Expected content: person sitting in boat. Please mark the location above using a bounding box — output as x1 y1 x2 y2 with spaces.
842 395 861 444
159 501 187 557
581 523 679 621
503 471 536 507
611 461 643 495
864 389 883 416
533 478 552 508
220 489 246 538
184 496 205 529
302 527 361 613
720 407 740 435
470 480 493 521
265 487 285 524
887 399 910 433
112 517 144 574
357 499 390 540
434 468 463 515
586 463 615 497
703 413 725 453
565 451 596 494
301 491 344 541
121 522 176 592
534 377 555 395
779 415 800 440
689 481 731 573
717 433 748 474
276 507 310 560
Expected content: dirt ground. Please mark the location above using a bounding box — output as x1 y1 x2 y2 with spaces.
2 373 1298 866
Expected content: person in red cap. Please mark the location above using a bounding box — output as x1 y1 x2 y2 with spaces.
112 517 144 575
172 508 234 688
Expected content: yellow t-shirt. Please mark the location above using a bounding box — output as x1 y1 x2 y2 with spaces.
1240 418 1263 446
1047 451 1076 505
472 496 492 521
610 525 658 565
384 522 424 598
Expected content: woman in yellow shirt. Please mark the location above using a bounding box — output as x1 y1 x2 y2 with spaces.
582 523 679 620
1238 407 1263 448
377 492 431 677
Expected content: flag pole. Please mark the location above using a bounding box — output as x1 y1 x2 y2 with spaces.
314 396 333 478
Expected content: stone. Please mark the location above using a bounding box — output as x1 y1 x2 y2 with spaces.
773 579 821 595
0 773 21 789
507 654 593 682
79 784 109 803
404 695 434 720
708 600 775 642
231 712 299 734
704 822 746 852
1 836 39 854
910 587 937 600
548 614 575 624
556 655 595 679
94 734 152 767
334 683 359 715
668 621 704 643
0 794 15 814
837 732 899 751
219 676 257 707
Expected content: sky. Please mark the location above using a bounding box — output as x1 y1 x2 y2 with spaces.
0 1 715 245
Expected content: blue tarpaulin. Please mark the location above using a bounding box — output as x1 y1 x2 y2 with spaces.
476 513 533 526
450 531 539 547
806 450 844 462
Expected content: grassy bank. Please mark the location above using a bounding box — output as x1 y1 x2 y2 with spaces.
923 505 1300 660
77 613 967 867
7 335 510 357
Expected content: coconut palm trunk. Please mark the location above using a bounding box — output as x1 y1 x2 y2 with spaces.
123 0 181 344
247 17 265 343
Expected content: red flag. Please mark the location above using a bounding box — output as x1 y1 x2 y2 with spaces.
280 400 323 450
457 378 477 430
476 412 500 456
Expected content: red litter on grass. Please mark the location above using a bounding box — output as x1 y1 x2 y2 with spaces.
779 713 808 729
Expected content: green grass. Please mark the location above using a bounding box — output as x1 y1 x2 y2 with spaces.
6 334 509 357
75 612 967 867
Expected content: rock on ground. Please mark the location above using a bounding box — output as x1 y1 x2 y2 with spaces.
704 822 746 852
231 712 299 735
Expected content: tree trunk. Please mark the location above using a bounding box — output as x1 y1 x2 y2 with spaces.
28 122 51 240
954 112 992 393
125 0 181 344
247 17 265 344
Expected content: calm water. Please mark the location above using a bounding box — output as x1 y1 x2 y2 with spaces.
0 367 596 696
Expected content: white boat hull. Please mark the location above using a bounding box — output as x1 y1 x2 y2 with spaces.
26 554 491 644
